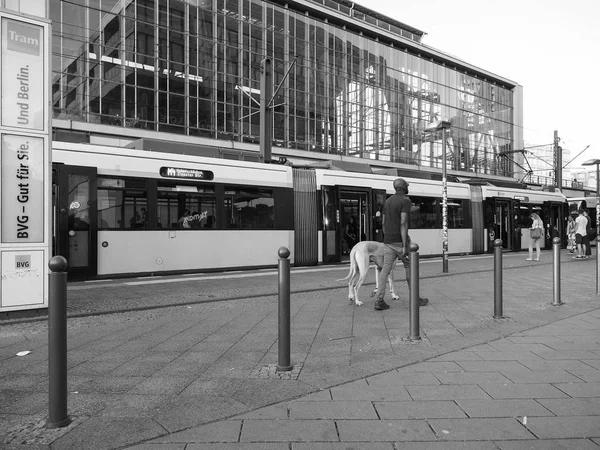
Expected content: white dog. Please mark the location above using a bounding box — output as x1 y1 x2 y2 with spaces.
339 241 400 306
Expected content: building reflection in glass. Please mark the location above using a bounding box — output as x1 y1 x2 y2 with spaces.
50 0 515 177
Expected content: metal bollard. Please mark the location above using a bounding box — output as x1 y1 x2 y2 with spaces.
552 237 563 306
276 247 293 372
493 239 504 319
47 256 72 429
409 243 421 341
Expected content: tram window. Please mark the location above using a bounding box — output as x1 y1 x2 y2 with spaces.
322 187 337 231
157 183 216 229
515 205 531 229
224 187 274 229
98 177 147 229
409 196 437 229
447 199 465 228
408 196 465 229
568 202 579 215
98 190 122 228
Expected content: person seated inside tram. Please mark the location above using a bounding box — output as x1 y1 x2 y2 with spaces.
190 211 201 228
344 216 359 254
130 210 140 228
130 208 148 228
178 209 192 228
138 208 147 227
204 215 215 228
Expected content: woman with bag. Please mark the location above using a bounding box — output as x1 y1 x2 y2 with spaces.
527 213 543 261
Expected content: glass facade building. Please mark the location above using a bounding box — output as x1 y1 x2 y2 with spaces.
50 0 522 177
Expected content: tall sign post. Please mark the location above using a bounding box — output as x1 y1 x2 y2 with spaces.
424 119 452 273
259 57 272 163
553 130 562 188
0 2 51 315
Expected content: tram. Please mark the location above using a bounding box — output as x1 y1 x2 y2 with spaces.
307 170 567 262
52 142 568 280
52 142 294 279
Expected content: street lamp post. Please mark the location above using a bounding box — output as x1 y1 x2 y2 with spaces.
424 119 452 273
582 158 600 294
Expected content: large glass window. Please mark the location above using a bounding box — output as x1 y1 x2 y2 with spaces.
409 196 437 229
406 196 465 229
50 0 517 178
97 178 147 229
224 187 274 229
447 199 466 229
157 184 216 229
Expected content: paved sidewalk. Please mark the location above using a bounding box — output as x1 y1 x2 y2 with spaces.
140 309 600 449
0 250 599 449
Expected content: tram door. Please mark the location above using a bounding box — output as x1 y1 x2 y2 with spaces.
339 190 370 259
53 164 98 279
494 199 514 250
321 186 372 262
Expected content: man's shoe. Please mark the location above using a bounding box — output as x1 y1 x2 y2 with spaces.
419 297 429 306
374 300 390 310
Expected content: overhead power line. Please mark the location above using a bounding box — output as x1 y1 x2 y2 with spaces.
563 145 591 169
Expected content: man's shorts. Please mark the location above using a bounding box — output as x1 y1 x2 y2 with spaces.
576 233 584 244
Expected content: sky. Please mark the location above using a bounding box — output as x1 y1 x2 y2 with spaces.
355 0 599 170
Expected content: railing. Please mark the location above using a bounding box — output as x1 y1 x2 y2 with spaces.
523 174 589 191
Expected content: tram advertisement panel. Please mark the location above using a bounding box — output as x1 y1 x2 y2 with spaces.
1 17 45 130
1 134 44 243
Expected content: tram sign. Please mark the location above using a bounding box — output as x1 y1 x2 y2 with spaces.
1 134 44 243
1 18 45 130
0 10 50 314
160 167 214 180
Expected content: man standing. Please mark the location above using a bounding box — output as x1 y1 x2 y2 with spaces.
374 178 429 310
583 210 593 257
574 209 588 259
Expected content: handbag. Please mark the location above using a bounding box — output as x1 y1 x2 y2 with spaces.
530 228 542 239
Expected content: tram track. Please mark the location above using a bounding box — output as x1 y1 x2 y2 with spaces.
1 251 582 325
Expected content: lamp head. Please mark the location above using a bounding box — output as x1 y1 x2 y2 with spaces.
582 158 600 166
423 119 451 132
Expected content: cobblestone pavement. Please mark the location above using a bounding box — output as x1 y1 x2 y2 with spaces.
0 249 599 449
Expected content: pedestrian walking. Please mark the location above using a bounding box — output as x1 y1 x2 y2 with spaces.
374 178 429 310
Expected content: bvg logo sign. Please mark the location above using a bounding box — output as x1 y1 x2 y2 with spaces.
7 21 41 56
15 255 31 269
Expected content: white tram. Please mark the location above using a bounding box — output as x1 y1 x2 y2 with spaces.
52 142 294 279
52 142 568 280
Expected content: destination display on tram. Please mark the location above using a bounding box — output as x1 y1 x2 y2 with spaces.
159 167 214 180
